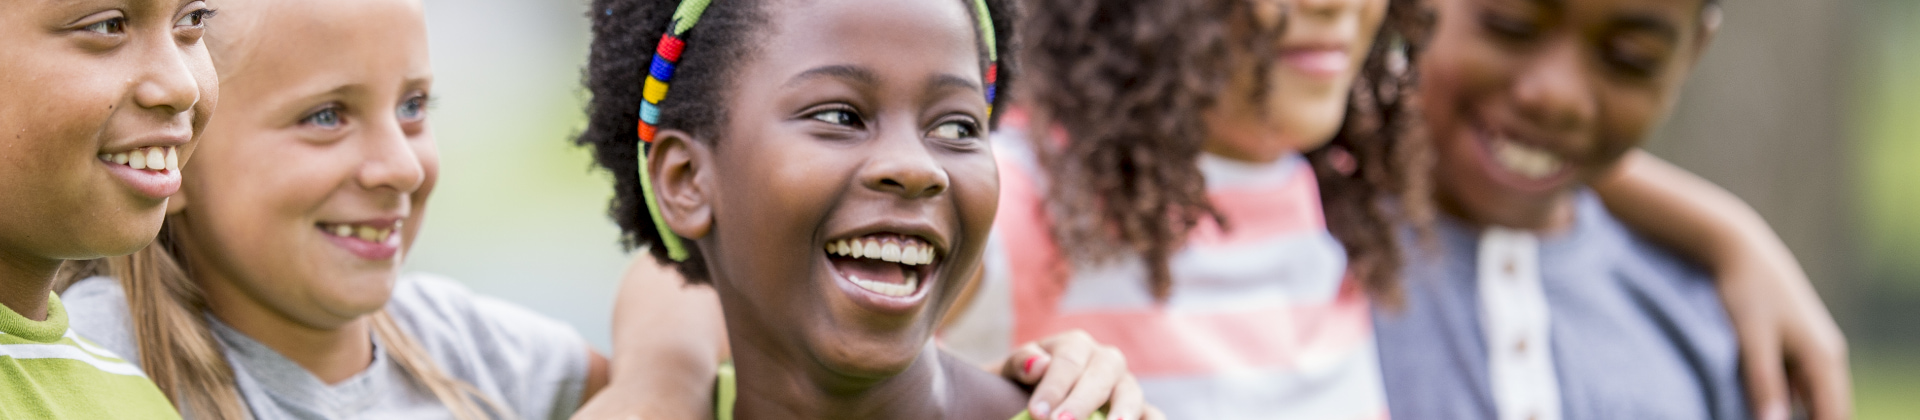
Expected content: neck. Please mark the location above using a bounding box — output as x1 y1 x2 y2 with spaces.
0 246 62 321
729 334 952 419
199 274 374 384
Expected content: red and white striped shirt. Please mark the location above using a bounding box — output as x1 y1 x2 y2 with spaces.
942 123 1389 420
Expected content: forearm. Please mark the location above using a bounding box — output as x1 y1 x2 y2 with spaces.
575 255 729 419
1593 150 1802 277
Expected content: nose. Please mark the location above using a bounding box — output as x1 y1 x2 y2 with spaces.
1292 0 1356 20
131 36 205 116
1510 43 1597 134
859 124 948 200
356 116 427 194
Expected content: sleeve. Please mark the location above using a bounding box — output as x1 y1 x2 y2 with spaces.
59 277 144 368
386 273 593 420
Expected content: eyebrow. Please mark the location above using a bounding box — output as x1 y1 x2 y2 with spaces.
785 65 881 89
926 73 981 96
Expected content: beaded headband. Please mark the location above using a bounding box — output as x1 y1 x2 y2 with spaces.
636 0 998 261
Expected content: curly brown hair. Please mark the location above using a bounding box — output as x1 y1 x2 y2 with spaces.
1019 0 1433 302
575 0 1022 283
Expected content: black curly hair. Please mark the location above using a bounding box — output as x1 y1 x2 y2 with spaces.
575 0 1021 283
1020 0 1433 302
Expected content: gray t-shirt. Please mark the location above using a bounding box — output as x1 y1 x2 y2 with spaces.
63 273 590 420
1372 191 1749 419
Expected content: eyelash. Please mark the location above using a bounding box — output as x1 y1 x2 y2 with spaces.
178 9 216 28
303 104 345 128
398 94 431 121
804 106 983 142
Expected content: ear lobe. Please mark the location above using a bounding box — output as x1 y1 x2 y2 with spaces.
649 129 713 241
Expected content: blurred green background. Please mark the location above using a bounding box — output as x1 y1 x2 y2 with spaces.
407 0 1918 416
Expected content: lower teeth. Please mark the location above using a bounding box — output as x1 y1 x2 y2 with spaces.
850 272 918 297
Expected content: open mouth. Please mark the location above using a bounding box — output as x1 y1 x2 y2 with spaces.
98 146 182 172
317 220 403 260
1475 127 1575 190
98 146 184 199
824 233 938 299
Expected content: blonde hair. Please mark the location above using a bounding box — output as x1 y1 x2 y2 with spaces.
60 219 511 420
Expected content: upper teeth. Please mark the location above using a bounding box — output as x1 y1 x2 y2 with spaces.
321 222 400 243
825 237 935 266
99 146 181 172
1492 135 1563 180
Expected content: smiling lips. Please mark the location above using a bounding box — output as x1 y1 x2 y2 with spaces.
825 234 937 298
98 146 182 172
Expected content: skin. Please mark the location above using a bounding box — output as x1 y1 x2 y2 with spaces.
647 0 1025 417
1205 0 1389 163
1423 0 1852 417
169 0 609 401
1422 0 1712 231
0 0 214 320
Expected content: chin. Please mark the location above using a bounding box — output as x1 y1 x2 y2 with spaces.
809 329 932 379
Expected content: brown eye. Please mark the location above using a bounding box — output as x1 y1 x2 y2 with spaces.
927 120 978 140
809 109 863 128
1481 11 1539 40
83 18 126 35
1603 33 1672 76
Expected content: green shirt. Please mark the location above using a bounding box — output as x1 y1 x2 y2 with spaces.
0 292 180 419
714 364 1101 420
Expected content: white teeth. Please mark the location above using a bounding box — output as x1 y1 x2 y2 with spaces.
355 226 378 241
826 237 937 266
322 223 395 243
848 273 918 297
880 243 901 262
145 148 165 170
102 146 181 171
1492 136 1564 180
333 224 352 237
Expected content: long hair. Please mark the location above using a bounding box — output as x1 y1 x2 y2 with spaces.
1020 0 1433 301
60 218 510 420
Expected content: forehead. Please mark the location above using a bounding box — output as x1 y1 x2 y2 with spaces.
752 0 982 82
222 0 431 96
1514 0 1704 31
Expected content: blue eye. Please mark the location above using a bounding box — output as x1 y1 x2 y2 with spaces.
809 109 862 127
397 95 427 121
303 106 343 128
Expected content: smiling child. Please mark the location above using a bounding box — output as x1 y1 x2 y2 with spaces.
58 0 611 418
0 0 213 417
1371 0 1751 418
575 0 1050 417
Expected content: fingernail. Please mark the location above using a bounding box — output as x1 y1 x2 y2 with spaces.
1024 356 1041 375
1763 402 1789 420
1054 410 1075 420
1032 402 1050 418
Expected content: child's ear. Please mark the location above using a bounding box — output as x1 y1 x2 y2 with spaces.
650 129 714 240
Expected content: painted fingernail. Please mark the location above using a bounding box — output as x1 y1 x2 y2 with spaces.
1024 356 1041 374
1032 402 1050 418
1054 410 1075 420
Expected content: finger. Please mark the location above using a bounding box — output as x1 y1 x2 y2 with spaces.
1791 334 1853 420
1053 346 1127 420
1100 373 1145 420
1004 342 1052 385
1141 405 1166 420
1028 341 1093 419
1739 329 1791 420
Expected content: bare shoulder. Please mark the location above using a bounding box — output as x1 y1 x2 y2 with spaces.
938 350 1029 420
